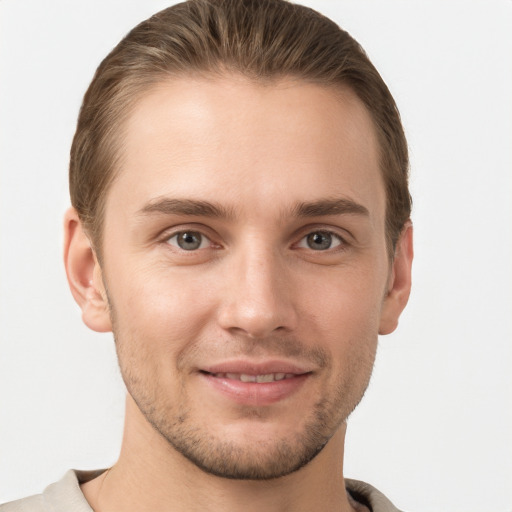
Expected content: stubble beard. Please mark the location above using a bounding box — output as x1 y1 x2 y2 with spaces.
108 302 376 481
118 347 373 481
145 388 348 480
125 371 369 481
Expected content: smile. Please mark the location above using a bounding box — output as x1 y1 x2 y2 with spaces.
206 372 297 383
200 367 311 405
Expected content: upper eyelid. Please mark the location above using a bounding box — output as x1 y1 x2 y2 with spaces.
158 224 217 241
294 225 351 242
165 229 214 243
166 229 210 239
295 230 345 248
166 231 210 241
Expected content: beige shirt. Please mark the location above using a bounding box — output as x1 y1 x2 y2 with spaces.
0 470 402 512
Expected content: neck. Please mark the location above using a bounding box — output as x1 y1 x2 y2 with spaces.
82 395 356 512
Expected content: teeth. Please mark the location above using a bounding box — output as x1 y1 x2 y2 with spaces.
212 372 295 382
240 374 257 382
256 374 275 383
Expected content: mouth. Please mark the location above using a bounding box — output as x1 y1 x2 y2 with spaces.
201 371 299 383
198 363 312 405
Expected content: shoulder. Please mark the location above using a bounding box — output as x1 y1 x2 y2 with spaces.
0 470 102 512
0 494 46 512
345 478 403 512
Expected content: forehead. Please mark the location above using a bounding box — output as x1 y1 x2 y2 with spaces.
107 75 384 224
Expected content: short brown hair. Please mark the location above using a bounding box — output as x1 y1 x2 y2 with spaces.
70 0 411 257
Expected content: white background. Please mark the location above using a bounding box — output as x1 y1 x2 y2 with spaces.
1 1 511 510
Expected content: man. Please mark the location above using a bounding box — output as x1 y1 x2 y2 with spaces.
1 0 413 510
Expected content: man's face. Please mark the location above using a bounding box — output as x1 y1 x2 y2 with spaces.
97 76 395 479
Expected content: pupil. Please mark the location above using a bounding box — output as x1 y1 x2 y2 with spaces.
178 232 201 250
307 232 331 250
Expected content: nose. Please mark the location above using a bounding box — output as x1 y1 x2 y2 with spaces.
217 244 298 338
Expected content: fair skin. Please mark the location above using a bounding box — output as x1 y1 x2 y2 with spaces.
64 75 413 512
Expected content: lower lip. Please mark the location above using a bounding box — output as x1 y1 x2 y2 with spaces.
200 372 310 406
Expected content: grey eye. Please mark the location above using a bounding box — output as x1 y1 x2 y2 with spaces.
168 231 207 251
298 231 342 251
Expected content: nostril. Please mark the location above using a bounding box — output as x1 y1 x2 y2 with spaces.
216 277 299 337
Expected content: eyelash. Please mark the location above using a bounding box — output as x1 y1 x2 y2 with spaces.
165 230 213 251
160 227 349 254
295 230 345 252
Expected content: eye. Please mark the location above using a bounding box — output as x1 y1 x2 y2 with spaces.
297 231 343 251
166 231 210 251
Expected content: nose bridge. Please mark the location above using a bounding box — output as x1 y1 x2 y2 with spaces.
218 237 297 337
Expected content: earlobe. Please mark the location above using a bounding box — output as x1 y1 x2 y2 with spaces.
379 221 414 335
63 207 112 333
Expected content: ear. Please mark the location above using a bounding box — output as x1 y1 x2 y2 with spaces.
63 207 112 333
379 221 413 335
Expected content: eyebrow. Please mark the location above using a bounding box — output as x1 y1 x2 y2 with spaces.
137 196 369 220
292 198 369 218
138 198 235 219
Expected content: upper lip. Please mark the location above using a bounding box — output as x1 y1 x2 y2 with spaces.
200 359 314 375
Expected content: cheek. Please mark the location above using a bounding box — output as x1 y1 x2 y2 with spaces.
301 263 386 373
107 266 219 407
106 261 218 362
302 263 387 331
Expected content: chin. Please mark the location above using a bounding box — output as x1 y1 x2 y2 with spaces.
171 430 330 481
144 397 343 481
